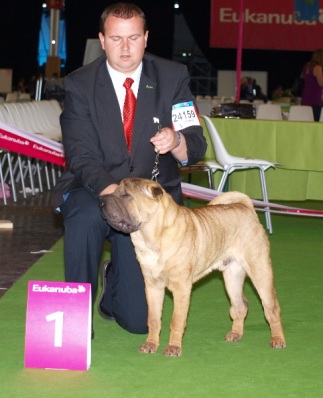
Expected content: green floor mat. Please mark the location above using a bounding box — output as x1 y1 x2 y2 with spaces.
1 208 323 397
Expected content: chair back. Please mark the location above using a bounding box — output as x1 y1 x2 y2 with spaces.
256 104 283 120
212 97 222 106
5 92 18 103
288 105 314 122
201 115 235 166
253 99 265 105
196 99 213 116
18 93 31 101
0 104 11 124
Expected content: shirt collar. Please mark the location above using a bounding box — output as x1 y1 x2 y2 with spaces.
106 61 143 87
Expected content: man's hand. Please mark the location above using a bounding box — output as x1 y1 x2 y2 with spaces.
150 127 179 154
150 127 188 163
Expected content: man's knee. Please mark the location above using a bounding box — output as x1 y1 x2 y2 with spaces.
114 307 148 334
62 189 107 232
116 317 148 334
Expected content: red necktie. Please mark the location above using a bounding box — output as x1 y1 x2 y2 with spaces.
123 78 136 152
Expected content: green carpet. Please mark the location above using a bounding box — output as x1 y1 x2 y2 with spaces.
1 206 323 397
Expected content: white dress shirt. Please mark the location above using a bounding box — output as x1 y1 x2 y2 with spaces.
106 61 142 121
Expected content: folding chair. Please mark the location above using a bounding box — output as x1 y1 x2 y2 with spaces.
201 115 275 233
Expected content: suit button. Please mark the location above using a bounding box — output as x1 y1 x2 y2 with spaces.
130 166 134 172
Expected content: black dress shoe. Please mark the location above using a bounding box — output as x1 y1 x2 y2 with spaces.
97 260 116 321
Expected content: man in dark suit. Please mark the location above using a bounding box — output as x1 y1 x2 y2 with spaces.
53 2 207 335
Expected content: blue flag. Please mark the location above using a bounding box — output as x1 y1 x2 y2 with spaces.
294 0 320 21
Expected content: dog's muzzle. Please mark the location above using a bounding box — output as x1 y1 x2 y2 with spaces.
99 195 141 234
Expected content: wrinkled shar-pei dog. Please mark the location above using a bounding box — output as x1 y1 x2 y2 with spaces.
100 177 286 357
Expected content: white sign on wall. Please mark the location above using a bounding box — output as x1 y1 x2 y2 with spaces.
0 69 13 94
217 70 268 98
83 39 103 65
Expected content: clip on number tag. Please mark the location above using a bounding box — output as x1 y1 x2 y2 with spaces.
172 101 201 131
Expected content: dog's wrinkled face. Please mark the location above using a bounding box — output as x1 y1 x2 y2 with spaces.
99 178 164 234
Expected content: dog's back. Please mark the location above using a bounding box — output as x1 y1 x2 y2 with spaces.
208 191 256 215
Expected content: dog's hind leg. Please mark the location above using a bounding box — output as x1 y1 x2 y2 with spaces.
246 261 286 349
222 262 248 343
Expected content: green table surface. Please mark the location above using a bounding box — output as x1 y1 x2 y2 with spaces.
196 118 323 201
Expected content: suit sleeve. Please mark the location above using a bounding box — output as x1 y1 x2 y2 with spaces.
170 65 207 166
60 74 118 197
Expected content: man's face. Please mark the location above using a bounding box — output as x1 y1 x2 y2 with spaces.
99 15 148 75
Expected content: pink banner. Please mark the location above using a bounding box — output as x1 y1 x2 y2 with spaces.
210 0 323 51
0 122 65 167
235 0 244 102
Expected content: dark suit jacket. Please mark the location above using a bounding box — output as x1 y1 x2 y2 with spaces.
53 53 207 209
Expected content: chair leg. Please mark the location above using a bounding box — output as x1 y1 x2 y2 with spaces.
17 155 27 198
0 154 7 205
27 158 36 195
259 168 272 234
44 163 51 190
7 153 17 202
208 169 215 189
217 171 229 192
35 160 43 193
51 164 57 186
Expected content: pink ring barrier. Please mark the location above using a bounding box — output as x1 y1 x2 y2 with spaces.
181 182 323 218
0 121 65 167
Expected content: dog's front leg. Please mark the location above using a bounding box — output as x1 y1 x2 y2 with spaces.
139 284 165 354
163 285 192 357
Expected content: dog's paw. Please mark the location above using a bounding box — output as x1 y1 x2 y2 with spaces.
270 336 286 349
163 344 182 357
225 331 242 342
139 341 159 354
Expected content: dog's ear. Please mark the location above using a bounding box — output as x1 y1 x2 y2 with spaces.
151 186 163 199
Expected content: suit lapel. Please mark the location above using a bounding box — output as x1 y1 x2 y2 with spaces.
131 59 157 156
96 63 129 156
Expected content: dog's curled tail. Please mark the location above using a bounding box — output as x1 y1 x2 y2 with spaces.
208 191 256 214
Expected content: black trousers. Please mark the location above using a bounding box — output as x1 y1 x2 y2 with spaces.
60 188 148 334
312 105 322 122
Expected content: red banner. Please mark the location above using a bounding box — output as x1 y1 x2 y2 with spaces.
210 0 323 51
47 0 64 9
0 123 65 167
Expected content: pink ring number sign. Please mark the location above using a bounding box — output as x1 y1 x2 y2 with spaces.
24 280 91 370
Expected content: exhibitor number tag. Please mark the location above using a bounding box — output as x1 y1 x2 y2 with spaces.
172 101 200 131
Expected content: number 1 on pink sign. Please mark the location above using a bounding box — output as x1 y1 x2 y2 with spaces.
46 311 64 347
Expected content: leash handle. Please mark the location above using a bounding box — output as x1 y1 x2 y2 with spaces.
151 121 162 181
